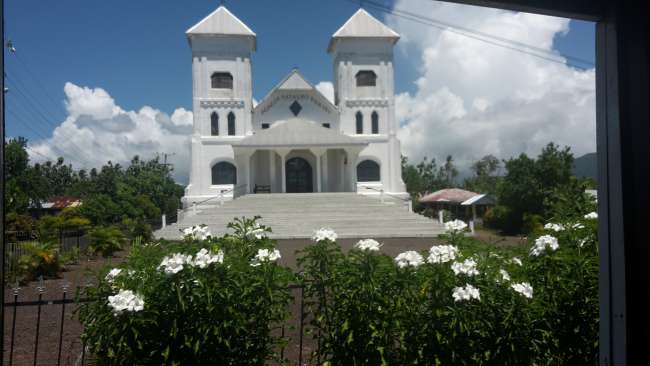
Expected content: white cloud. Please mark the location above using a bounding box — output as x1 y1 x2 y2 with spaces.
315 81 335 104
388 0 596 169
29 82 192 183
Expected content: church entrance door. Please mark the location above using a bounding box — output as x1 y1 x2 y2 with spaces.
286 157 313 193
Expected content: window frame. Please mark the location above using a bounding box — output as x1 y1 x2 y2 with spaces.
356 70 377 87
356 160 380 182
211 161 237 185
355 111 363 134
371 111 379 134
210 112 219 136
211 72 233 89
227 112 236 136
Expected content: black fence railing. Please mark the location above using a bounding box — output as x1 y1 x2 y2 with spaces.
3 283 310 366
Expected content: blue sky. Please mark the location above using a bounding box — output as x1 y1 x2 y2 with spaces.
5 0 594 142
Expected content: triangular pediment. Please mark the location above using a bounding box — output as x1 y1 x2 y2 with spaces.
255 70 337 115
187 6 256 38
277 71 313 90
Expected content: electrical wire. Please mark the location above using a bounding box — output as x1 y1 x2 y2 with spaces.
348 0 594 70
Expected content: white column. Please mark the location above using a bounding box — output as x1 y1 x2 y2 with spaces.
310 148 326 193
269 150 276 193
276 148 290 193
234 148 253 195
322 151 329 192
281 156 286 193
344 148 360 192
245 153 252 194
316 156 322 192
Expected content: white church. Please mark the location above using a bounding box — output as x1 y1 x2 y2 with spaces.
182 6 407 207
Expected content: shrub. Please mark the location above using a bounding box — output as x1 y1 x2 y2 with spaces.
120 217 153 242
17 242 62 282
88 226 126 257
298 216 598 364
78 217 294 365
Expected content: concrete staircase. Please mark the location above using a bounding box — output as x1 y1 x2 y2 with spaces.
155 193 445 240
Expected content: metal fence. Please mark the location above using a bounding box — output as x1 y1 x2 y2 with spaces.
4 231 89 276
3 283 310 366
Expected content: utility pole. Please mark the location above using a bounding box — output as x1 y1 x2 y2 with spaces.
162 152 176 166
1 0 7 363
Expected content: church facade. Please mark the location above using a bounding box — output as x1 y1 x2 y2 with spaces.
183 6 407 207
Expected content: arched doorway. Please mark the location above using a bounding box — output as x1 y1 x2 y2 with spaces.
286 157 313 193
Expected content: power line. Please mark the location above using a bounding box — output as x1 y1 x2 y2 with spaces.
4 73 94 163
10 50 68 118
352 0 594 70
3 42 121 166
6 108 90 166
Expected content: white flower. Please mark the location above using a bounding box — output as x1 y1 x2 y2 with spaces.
452 284 481 302
247 223 266 239
250 248 281 266
572 223 585 229
354 239 382 251
451 259 480 276
311 228 338 242
499 269 511 282
395 251 424 268
578 238 588 248
192 248 224 268
182 225 213 241
107 289 145 314
511 282 534 299
584 212 598 220
544 223 565 232
427 245 459 264
511 257 523 266
530 235 559 256
444 219 468 233
105 268 122 284
158 253 192 274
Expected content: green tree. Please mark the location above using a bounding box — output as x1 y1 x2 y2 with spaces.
495 143 575 233
4 138 48 213
464 154 501 195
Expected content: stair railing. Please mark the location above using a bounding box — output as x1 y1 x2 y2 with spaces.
358 185 413 213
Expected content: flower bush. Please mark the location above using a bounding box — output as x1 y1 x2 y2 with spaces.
78 217 294 365
298 214 598 365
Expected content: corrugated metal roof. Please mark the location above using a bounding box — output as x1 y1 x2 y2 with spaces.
461 194 495 206
233 119 367 148
419 188 479 204
41 196 83 209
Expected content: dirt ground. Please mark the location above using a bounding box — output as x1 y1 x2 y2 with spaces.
3 252 128 366
3 234 524 365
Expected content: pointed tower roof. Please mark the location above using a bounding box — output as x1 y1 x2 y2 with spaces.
328 9 399 52
186 6 256 49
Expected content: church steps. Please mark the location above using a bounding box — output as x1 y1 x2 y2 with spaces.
156 193 444 239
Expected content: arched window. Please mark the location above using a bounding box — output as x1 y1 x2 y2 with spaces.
356 70 377 87
227 112 236 136
355 111 363 134
210 112 219 136
357 160 380 182
211 72 233 89
371 111 379 134
211 162 237 185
